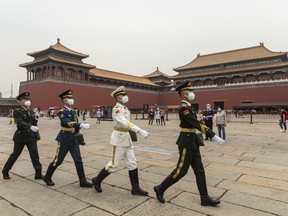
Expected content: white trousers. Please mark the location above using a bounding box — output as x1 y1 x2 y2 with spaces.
105 145 137 172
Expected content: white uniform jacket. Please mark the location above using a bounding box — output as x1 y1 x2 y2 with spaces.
110 102 140 147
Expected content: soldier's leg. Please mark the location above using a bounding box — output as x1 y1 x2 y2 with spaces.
92 146 125 192
191 149 220 206
70 143 92 187
154 146 191 203
2 142 25 179
26 140 43 179
125 146 148 196
44 142 69 186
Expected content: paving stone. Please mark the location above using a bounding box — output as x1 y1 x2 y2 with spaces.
0 199 28 216
0 178 88 216
72 207 115 216
237 160 288 171
170 191 275 216
57 183 148 215
238 175 288 192
123 199 205 216
218 179 288 203
222 190 288 216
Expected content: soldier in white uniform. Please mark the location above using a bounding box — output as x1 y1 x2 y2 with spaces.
92 86 150 196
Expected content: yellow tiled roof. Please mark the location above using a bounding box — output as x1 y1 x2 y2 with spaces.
174 44 287 71
172 61 288 79
144 67 172 78
27 39 89 58
89 68 158 86
20 55 95 69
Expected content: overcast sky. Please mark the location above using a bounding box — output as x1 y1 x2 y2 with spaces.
1 0 288 97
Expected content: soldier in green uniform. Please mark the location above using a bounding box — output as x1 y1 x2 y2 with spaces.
154 81 225 206
2 92 43 180
43 90 92 187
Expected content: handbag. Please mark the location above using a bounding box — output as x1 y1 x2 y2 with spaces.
196 132 205 146
75 133 86 145
129 130 137 142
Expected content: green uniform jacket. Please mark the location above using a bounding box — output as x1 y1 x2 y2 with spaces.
176 101 215 149
13 106 40 143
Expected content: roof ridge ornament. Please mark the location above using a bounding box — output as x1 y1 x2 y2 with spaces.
57 38 60 43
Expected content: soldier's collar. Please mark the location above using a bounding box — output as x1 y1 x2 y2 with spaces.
64 106 72 111
21 105 28 111
181 100 191 106
116 102 124 107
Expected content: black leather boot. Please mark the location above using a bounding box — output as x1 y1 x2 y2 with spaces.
43 163 57 186
76 165 93 188
2 169 11 180
35 170 43 180
201 196 220 206
154 174 177 203
129 169 148 196
196 174 220 206
92 168 110 192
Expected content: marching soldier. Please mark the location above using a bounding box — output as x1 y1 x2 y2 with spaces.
43 90 92 187
2 92 43 180
154 81 225 206
92 86 149 196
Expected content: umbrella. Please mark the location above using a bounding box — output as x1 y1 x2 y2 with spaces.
48 106 59 110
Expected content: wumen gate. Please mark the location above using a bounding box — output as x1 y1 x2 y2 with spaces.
19 40 288 111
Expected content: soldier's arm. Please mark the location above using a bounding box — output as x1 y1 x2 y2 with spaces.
59 110 80 129
179 106 215 138
13 109 31 130
113 108 140 133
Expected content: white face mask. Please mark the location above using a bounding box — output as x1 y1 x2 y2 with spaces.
67 98 74 106
24 100 31 107
217 108 222 112
121 95 129 104
187 92 195 101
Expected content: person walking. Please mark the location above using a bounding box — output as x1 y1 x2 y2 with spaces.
154 81 224 206
160 109 166 126
155 108 161 125
148 109 154 125
202 104 214 140
279 108 287 132
2 92 43 180
96 109 101 124
43 90 92 187
92 86 149 196
215 107 227 140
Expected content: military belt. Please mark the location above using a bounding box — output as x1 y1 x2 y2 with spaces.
181 128 196 133
114 126 129 132
61 127 75 132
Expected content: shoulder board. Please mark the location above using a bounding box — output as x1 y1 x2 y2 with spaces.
181 103 187 107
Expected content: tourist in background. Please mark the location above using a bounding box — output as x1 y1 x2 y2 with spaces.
148 109 154 125
279 108 287 132
160 109 166 126
155 108 161 125
214 107 227 140
202 104 214 140
96 109 101 124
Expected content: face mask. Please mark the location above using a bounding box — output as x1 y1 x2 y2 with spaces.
217 108 222 112
24 100 31 107
187 92 195 101
207 106 211 110
67 98 74 106
121 95 129 104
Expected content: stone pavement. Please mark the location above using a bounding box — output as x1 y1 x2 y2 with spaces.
0 116 287 216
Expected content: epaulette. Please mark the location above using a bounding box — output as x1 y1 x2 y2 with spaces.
181 103 187 107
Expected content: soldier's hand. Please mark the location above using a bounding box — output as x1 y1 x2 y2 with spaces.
80 123 91 129
139 129 149 138
212 135 225 144
30 126 39 132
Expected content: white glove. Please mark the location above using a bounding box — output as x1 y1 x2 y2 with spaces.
30 126 39 132
80 123 91 129
212 135 225 145
138 129 149 138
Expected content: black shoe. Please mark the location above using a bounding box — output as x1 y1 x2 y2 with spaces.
201 196 220 206
154 185 165 203
2 170 11 180
43 176 55 186
92 177 102 192
80 180 93 188
132 186 148 196
35 173 44 180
